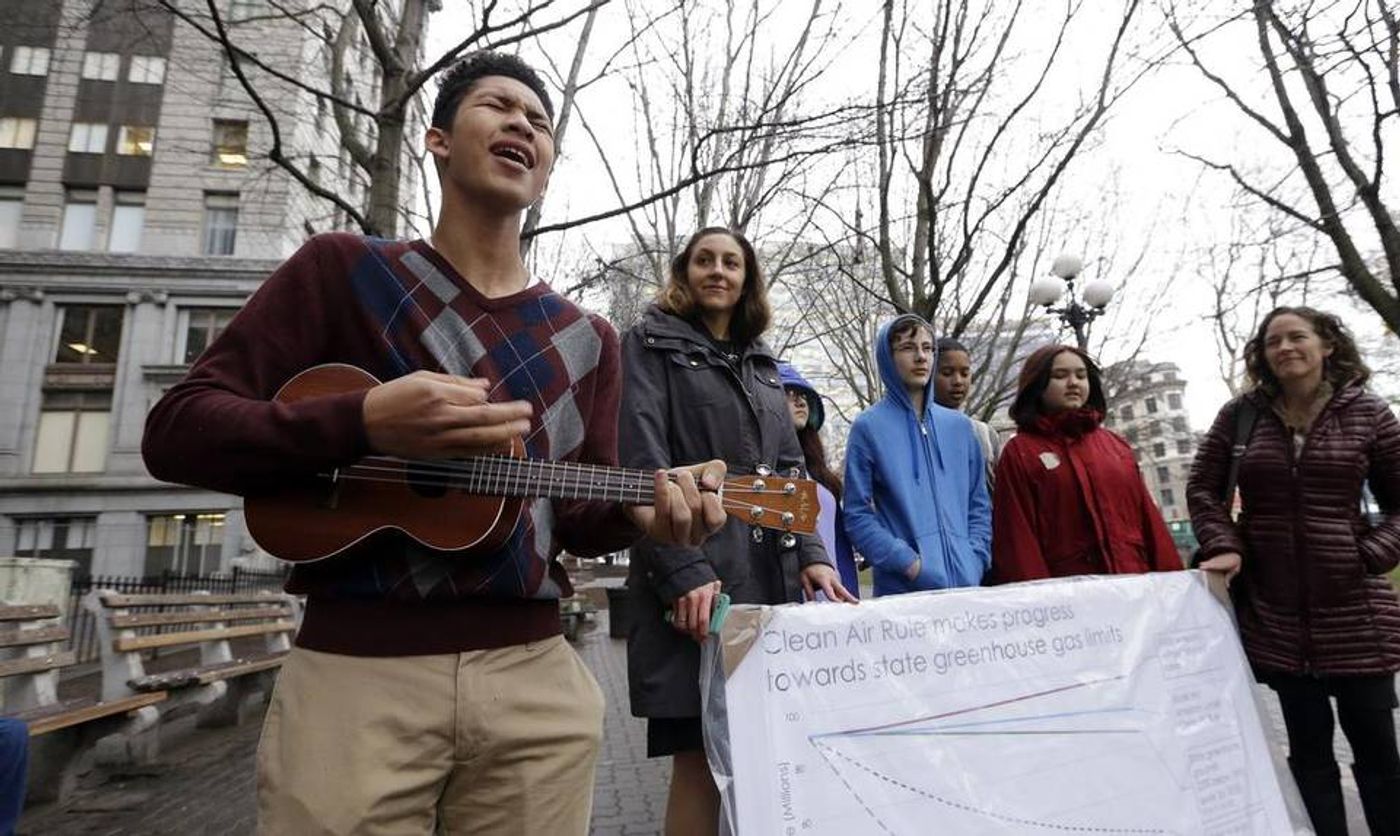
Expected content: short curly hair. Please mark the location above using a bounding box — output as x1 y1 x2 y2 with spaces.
1243 306 1370 394
431 51 554 131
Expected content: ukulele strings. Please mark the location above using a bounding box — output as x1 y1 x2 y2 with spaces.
325 457 800 520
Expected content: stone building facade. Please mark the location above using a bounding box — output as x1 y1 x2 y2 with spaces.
0 0 418 577
1102 360 1199 533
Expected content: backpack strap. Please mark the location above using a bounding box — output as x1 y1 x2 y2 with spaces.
1222 399 1260 508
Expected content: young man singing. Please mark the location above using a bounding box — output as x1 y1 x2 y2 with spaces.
842 315 992 596
143 52 726 835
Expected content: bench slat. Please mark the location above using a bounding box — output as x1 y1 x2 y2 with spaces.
99 592 287 608
112 620 295 653
110 605 291 629
0 650 76 677
128 653 286 691
12 692 168 736
0 605 60 621
0 625 70 648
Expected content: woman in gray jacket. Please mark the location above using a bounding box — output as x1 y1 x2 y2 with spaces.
619 226 855 835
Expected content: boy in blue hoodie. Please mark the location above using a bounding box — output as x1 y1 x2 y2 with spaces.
842 315 992 595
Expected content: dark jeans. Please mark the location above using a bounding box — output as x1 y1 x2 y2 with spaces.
1263 671 1400 774
0 718 26 836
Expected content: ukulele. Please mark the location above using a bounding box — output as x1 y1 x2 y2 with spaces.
245 364 820 563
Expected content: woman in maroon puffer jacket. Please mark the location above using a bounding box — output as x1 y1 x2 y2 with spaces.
1188 306 1400 836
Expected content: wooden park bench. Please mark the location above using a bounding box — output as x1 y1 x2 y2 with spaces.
86 589 298 729
1 602 167 802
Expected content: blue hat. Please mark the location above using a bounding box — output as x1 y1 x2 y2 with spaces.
776 361 825 431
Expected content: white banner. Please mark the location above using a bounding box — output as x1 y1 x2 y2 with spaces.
702 571 1309 835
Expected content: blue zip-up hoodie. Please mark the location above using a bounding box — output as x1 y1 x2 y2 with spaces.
842 316 992 595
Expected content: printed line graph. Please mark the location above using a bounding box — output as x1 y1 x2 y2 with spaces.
806 675 1185 835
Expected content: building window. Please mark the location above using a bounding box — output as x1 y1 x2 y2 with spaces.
1164 370 1177 382
1177 439 1192 455
81 51 121 81
1147 420 1163 438
1124 427 1139 444
128 55 166 84
0 117 37 150
1160 488 1175 507
54 305 123 365
116 125 155 156
1145 397 1158 414
68 122 108 154
32 391 111 474
203 193 239 255
1171 416 1187 433
12 517 97 576
10 46 50 76
229 0 260 20
1120 404 1134 421
145 512 226 576
1168 392 1182 411
1153 442 1167 458
183 308 236 362
0 186 21 249
211 119 248 167
1155 465 1170 482
58 192 98 251
109 191 145 253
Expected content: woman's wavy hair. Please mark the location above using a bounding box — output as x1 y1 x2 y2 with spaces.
1008 344 1107 431
798 425 842 501
657 226 772 344
1243 306 1370 394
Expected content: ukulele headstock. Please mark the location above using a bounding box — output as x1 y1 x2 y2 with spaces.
721 471 820 535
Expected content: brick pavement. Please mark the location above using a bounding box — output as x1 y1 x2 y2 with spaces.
15 610 1391 835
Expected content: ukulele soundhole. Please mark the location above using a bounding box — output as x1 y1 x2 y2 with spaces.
404 461 455 498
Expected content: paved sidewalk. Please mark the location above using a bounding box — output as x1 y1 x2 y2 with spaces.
16 609 1389 834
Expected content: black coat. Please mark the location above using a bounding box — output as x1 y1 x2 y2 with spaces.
619 305 831 718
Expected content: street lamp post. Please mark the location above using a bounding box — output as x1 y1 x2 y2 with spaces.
1027 254 1116 349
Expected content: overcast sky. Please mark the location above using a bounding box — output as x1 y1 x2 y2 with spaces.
424 1 1395 430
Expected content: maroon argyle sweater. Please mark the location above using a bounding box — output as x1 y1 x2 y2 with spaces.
143 233 638 656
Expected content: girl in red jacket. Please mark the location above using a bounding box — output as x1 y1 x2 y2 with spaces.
990 345 1181 582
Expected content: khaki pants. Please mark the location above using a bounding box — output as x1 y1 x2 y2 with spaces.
256 637 605 835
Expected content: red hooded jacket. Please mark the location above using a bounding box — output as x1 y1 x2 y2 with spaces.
990 409 1183 583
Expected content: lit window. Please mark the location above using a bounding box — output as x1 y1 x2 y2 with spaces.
128 55 166 84
81 52 120 81
54 305 123 364
211 119 248 167
145 512 226 575
10 46 50 76
33 392 112 474
68 123 108 154
183 308 237 362
203 193 239 255
58 193 98 250
0 117 37 150
117 125 155 156
109 192 145 253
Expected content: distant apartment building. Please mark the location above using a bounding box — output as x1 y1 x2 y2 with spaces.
1102 360 1198 536
0 0 419 577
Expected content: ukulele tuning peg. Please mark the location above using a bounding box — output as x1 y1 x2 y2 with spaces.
780 533 797 549
750 527 765 544
755 464 773 477
786 467 802 479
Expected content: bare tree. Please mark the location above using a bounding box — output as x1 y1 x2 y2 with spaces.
152 0 608 237
1166 0 1400 333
